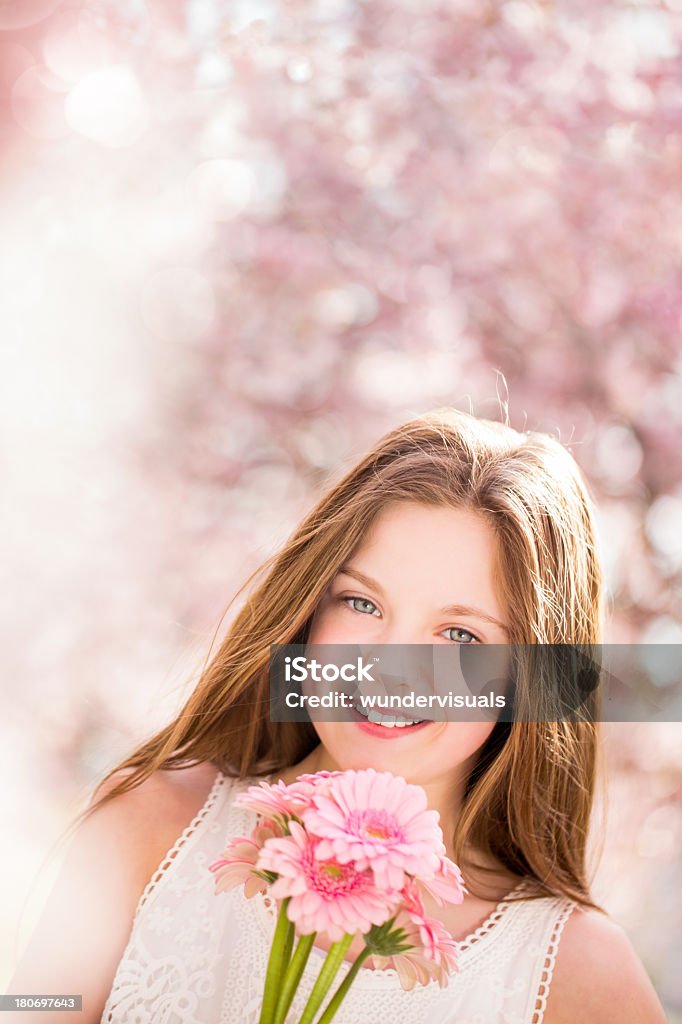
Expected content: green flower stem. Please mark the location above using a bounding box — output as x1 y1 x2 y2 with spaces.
297 934 354 1024
315 947 371 1024
259 897 293 1024
282 920 295 980
272 931 316 1024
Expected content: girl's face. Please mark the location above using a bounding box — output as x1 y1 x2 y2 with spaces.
307 501 510 790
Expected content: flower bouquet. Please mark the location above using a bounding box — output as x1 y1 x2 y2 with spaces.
208 768 467 1024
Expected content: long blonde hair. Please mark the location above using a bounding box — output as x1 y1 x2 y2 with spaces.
75 407 608 912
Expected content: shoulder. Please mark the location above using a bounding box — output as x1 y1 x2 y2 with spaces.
90 761 221 875
543 904 667 1024
6 762 220 1024
91 760 220 811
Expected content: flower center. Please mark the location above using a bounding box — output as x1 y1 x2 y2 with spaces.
321 864 343 880
303 843 366 897
366 824 391 839
350 809 402 844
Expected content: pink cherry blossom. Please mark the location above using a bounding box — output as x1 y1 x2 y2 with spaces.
302 768 446 890
255 820 398 941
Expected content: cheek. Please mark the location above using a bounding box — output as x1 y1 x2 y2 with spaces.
308 619 334 643
307 602 350 644
311 722 369 769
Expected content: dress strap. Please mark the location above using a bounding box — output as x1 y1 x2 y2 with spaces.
528 898 577 1023
133 768 227 922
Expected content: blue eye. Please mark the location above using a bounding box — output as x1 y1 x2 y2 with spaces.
444 627 479 644
340 595 380 616
338 596 480 642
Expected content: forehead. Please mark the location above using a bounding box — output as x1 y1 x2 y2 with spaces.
347 501 503 601
356 501 495 554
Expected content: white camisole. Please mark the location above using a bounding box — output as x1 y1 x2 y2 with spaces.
100 770 577 1024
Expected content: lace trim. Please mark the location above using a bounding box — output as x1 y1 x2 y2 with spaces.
132 769 226 922
454 879 531 952
530 899 577 1024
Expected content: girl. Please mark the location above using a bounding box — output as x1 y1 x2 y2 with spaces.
8 408 666 1023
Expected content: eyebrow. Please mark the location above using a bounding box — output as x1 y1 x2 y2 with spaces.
336 564 510 637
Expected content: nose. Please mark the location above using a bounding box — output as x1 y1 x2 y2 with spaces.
361 641 434 701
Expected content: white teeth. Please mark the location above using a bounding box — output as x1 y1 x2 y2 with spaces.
354 704 424 728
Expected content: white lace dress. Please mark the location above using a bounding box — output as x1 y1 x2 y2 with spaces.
100 770 577 1024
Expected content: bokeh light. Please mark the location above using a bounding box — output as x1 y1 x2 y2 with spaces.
1 1 681 1017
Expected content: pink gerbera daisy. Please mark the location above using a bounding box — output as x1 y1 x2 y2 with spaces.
209 820 281 899
302 768 445 891
255 820 398 941
234 779 310 820
369 906 460 991
417 855 468 906
294 770 345 785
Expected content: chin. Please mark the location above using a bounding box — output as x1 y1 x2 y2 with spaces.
317 735 418 778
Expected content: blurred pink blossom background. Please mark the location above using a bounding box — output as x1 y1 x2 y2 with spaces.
1 0 681 1017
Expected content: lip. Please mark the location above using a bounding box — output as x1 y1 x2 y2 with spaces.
354 717 432 739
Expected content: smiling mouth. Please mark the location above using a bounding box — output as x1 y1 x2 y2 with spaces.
352 701 427 729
